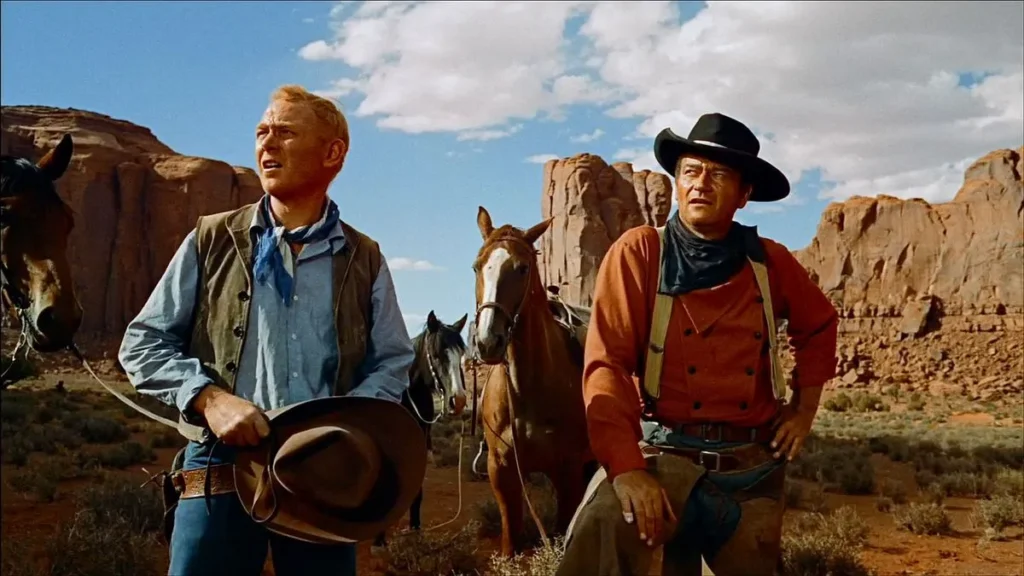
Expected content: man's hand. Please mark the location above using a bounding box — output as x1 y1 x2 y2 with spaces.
770 403 815 461
192 385 270 447
611 469 677 548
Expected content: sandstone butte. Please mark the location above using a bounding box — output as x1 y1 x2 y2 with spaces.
2 105 1022 351
1 105 264 335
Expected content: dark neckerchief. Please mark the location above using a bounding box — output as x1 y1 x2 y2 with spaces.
659 211 757 295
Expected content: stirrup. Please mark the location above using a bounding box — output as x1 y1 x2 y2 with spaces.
471 440 489 477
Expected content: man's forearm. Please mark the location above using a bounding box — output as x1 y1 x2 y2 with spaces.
791 384 823 417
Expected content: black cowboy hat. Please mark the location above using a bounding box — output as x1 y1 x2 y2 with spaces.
654 113 790 202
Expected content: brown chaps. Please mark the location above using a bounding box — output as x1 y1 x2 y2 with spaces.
555 442 787 576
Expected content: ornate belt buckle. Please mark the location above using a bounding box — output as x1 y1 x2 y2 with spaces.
699 450 721 473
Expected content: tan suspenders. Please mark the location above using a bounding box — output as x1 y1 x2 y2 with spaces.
641 226 787 409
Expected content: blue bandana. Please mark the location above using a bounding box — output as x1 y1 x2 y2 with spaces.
252 196 339 306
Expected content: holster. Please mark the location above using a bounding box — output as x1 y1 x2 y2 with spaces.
156 446 188 544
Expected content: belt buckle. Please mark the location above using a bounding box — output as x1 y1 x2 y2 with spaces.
702 424 723 443
699 450 721 472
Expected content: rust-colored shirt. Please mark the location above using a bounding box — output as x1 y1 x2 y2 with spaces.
583 225 839 479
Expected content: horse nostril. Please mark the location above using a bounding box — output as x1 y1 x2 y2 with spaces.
36 306 58 333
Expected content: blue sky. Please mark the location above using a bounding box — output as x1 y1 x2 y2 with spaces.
3 1 1021 337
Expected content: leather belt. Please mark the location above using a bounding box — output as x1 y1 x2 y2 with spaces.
672 422 775 444
172 464 237 499
642 442 776 474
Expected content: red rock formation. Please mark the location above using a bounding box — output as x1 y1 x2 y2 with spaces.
538 153 672 307
1 105 263 335
794 147 1024 334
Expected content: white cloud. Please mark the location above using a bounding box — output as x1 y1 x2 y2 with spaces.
571 128 605 143
525 153 558 164
390 257 444 271
302 1 1024 202
456 124 523 142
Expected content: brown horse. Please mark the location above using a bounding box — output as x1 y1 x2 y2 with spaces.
472 206 593 556
0 134 82 366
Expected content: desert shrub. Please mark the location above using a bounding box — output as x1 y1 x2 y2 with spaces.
74 441 156 470
971 494 1024 535
381 520 481 576
779 507 872 576
62 413 129 444
867 435 911 462
46 511 161 576
1 536 40 576
149 428 185 449
0 390 37 423
488 537 565 576
2 434 31 466
875 496 894 513
823 392 852 412
803 484 829 514
993 468 1024 497
432 435 463 468
7 467 59 502
877 479 907 504
852 393 888 413
75 477 165 535
937 471 996 498
906 392 926 412
893 503 953 535
788 434 875 495
0 354 39 384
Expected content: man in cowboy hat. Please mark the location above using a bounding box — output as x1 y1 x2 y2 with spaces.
118 84 421 575
556 113 839 575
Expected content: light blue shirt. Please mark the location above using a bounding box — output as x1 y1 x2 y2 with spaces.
117 202 414 417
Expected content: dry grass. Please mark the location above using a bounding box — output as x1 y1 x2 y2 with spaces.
487 537 565 576
893 503 954 536
970 494 1024 540
380 521 483 576
779 506 873 576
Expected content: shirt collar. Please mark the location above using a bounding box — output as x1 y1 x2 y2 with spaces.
248 195 347 254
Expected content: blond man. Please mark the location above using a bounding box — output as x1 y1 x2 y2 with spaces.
119 85 414 575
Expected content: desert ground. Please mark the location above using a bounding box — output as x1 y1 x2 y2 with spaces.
1 327 1022 576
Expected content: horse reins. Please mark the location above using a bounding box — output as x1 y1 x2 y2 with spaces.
473 237 552 550
0 261 31 383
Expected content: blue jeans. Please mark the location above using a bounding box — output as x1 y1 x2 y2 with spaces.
168 441 357 576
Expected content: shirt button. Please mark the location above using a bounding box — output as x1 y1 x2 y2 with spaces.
225 362 237 373
693 401 702 410
746 367 755 376
293 295 299 302
233 326 244 338
238 291 250 302
755 296 764 304
754 331 762 340
291 333 297 340
683 328 693 336
688 366 697 375
740 401 748 410
291 372 298 378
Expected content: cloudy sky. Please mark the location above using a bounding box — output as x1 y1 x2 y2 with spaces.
2 1 1022 337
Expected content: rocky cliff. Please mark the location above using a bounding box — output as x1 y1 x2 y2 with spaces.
538 153 672 307
794 147 1024 336
1 105 264 335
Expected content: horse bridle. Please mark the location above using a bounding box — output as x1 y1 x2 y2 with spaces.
472 237 535 363
0 247 33 382
409 348 447 425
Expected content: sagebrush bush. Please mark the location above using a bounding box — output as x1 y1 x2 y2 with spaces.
893 503 953 536
382 521 481 576
971 494 1024 535
779 507 873 576
487 537 565 576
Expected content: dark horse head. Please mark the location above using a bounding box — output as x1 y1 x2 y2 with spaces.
0 134 82 352
409 310 469 420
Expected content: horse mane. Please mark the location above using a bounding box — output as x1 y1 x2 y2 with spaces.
0 155 73 221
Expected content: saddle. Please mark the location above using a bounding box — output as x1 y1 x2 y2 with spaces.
546 286 591 361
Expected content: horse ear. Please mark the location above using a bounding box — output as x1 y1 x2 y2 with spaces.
451 313 468 333
427 310 440 332
477 206 494 241
523 218 552 245
37 134 73 181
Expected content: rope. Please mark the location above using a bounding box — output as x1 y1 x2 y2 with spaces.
424 418 466 533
